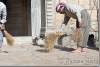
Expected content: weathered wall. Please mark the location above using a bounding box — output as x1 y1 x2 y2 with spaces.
46 0 98 39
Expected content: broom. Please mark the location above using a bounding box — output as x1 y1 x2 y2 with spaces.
3 30 15 46
72 29 82 46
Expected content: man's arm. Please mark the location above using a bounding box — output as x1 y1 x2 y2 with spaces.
1 4 7 24
63 14 70 25
59 15 70 32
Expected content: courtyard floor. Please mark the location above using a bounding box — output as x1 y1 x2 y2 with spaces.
0 41 99 66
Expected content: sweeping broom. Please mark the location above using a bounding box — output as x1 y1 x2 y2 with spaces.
72 29 82 48
3 30 15 46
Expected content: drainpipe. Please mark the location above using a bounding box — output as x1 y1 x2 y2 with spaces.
98 0 100 48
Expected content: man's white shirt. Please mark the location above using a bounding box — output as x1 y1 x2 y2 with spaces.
0 2 7 24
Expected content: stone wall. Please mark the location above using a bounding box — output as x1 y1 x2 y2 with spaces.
52 0 98 39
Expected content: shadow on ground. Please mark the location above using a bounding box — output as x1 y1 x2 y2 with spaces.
55 46 75 52
87 47 99 51
36 45 75 53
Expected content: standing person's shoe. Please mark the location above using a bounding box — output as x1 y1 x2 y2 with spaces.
0 48 8 53
32 37 38 45
2 51 8 53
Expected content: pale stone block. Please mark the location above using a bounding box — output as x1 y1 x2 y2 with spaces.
89 0 98 10
88 10 97 21
79 0 90 9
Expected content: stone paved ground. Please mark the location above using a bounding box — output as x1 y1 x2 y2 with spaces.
0 41 99 66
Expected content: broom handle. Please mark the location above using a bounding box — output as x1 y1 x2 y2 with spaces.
2 30 13 38
76 28 80 47
2 30 7 36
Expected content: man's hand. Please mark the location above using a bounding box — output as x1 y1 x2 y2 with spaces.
0 23 5 31
58 24 66 32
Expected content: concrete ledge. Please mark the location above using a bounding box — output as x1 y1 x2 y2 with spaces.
3 36 32 45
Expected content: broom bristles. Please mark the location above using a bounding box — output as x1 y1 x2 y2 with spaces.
72 30 82 42
4 30 15 46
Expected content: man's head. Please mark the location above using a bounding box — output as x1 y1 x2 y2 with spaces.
56 3 66 14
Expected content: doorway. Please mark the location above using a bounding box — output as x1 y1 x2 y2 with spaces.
5 0 31 36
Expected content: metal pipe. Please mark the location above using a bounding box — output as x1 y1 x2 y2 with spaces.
98 0 100 48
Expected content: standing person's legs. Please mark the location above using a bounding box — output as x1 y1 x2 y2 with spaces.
73 10 90 52
81 10 90 49
0 24 8 53
0 24 3 52
0 31 3 48
0 24 5 52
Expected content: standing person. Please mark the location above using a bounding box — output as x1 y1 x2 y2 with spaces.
56 2 90 52
0 1 7 52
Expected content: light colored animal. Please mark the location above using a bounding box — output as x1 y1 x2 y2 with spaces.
45 32 64 52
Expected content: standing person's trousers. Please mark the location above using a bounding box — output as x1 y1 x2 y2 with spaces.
0 24 4 48
0 23 5 48
78 9 91 48
0 31 3 48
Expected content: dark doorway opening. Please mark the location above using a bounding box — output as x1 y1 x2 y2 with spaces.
4 0 31 36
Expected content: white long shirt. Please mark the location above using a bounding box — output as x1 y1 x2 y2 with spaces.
64 3 84 23
0 2 7 24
